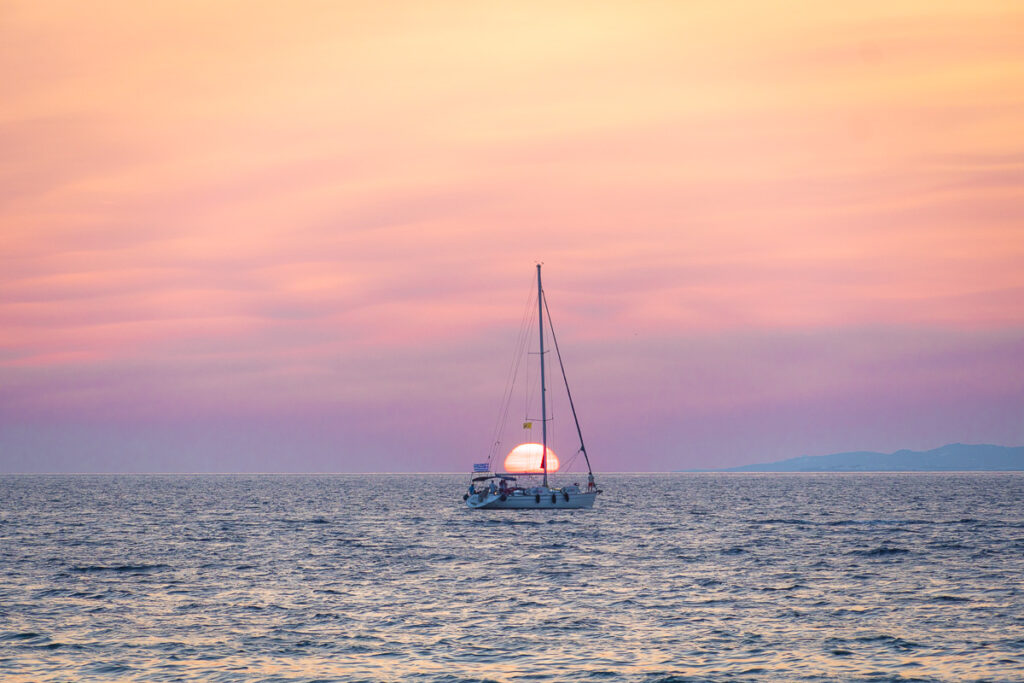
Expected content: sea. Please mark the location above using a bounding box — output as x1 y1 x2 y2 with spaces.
1 473 1023 682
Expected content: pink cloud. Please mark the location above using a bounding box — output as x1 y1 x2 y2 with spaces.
2 0 1023 470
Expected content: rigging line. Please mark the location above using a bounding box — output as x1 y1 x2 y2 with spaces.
542 290 593 477
487 300 525 461
514 292 536 429
524 294 532 428
489 302 531 462
487 274 537 463
561 450 582 473
523 292 542 432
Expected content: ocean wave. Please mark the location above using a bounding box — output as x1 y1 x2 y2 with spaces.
2 472 1022 682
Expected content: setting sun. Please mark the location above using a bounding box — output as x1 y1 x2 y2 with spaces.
503 443 560 473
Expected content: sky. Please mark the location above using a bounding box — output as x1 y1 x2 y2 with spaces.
2 1 1023 472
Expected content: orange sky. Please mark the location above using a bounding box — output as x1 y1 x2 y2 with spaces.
2 1 1023 471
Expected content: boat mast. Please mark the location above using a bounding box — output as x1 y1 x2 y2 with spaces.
537 263 548 489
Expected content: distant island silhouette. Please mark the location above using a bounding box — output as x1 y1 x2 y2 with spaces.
706 443 1024 472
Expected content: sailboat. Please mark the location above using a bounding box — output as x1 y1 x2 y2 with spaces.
465 265 600 509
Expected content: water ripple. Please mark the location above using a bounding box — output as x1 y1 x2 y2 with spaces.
1 472 1023 682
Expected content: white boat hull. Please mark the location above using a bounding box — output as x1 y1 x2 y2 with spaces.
466 490 597 509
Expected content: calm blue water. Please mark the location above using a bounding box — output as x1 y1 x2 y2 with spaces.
1 473 1023 682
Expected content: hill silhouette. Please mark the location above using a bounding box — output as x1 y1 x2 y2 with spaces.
723 443 1024 472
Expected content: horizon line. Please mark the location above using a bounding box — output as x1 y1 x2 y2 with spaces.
3 470 1023 476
